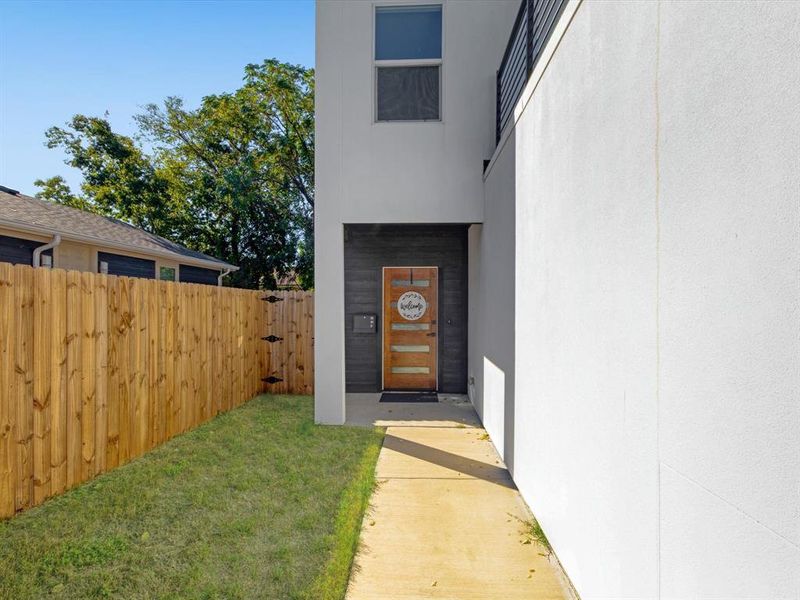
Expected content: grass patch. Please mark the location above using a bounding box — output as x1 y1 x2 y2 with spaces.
527 517 552 554
522 517 552 554
510 512 553 555
0 395 384 600
305 439 382 600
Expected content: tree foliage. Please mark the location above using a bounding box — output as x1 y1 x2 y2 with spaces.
36 60 314 290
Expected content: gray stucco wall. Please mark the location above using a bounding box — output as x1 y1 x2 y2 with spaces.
344 224 468 393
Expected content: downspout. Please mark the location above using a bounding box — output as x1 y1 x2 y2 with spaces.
217 268 233 286
32 234 61 267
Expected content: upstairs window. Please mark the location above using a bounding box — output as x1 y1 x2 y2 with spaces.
374 5 442 122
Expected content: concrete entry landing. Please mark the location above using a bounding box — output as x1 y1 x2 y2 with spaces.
345 393 480 428
345 395 571 599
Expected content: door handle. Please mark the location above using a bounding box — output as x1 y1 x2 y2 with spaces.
426 332 436 337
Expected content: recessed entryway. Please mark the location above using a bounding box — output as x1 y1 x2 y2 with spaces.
343 224 468 395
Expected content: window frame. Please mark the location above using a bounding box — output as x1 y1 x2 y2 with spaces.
372 2 444 124
159 265 177 282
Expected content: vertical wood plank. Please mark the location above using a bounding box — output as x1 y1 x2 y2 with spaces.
206 285 214 417
80 272 96 482
228 289 235 409
237 291 244 405
229 290 235 409
134 278 148 455
155 282 166 445
292 293 298 394
147 280 159 450
261 296 277 392
241 293 248 400
127 277 138 460
237 291 244 404
176 284 186 431
290 293 300 394
105 276 120 470
295 293 305 395
267 293 273 394
0 264 15 517
247 292 255 397
252 294 259 396
302 292 309 394
13 265 34 512
189 285 199 426
200 286 211 422
65 271 83 488
255 292 266 395
220 290 229 412
165 282 176 439
213 286 223 416
310 292 316 393
230 291 238 407
277 292 288 394
94 273 108 475
49 269 68 496
32 268 52 504
281 292 291 395
117 276 131 465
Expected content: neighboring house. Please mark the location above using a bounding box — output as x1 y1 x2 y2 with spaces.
0 185 237 285
316 1 798 599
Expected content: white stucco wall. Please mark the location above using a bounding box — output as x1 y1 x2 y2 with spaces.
657 3 800 596
480 1 800 597
315 0 519 423
468 133 517 466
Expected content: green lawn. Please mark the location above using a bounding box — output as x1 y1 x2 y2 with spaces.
0 395 384 600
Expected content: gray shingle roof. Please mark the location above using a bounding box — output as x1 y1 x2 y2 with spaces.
0 187 236 270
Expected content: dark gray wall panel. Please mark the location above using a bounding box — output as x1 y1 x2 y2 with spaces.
344 224 468 393
179 264 220 285
98 251 156 279
0 234 51 266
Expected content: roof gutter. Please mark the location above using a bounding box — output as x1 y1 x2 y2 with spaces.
218 268 234 287
0 217 238 273
32 234 61 267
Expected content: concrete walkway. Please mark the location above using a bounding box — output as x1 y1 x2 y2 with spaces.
346 396 571 599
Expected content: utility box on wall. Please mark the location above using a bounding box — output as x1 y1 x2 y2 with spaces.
353 313 377 333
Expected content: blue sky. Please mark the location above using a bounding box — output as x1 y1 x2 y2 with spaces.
0 0 315 196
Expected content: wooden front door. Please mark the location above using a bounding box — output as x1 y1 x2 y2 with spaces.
382 267 438 390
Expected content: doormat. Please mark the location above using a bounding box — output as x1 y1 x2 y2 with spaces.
380 392 439 403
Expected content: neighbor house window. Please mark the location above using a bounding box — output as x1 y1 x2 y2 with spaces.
375 5 442 122
159 266 176 281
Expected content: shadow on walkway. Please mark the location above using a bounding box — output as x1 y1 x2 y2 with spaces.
382 433 517 489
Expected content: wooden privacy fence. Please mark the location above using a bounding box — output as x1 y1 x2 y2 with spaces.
0 263 313 518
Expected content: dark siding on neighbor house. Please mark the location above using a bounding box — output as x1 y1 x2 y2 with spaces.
98 251 156 279
179 264 220 285
0 234 52 266
344 224 468 393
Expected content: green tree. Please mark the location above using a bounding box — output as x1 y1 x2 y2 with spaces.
33 175 91 211
40 115 176 236
36 60 314 290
